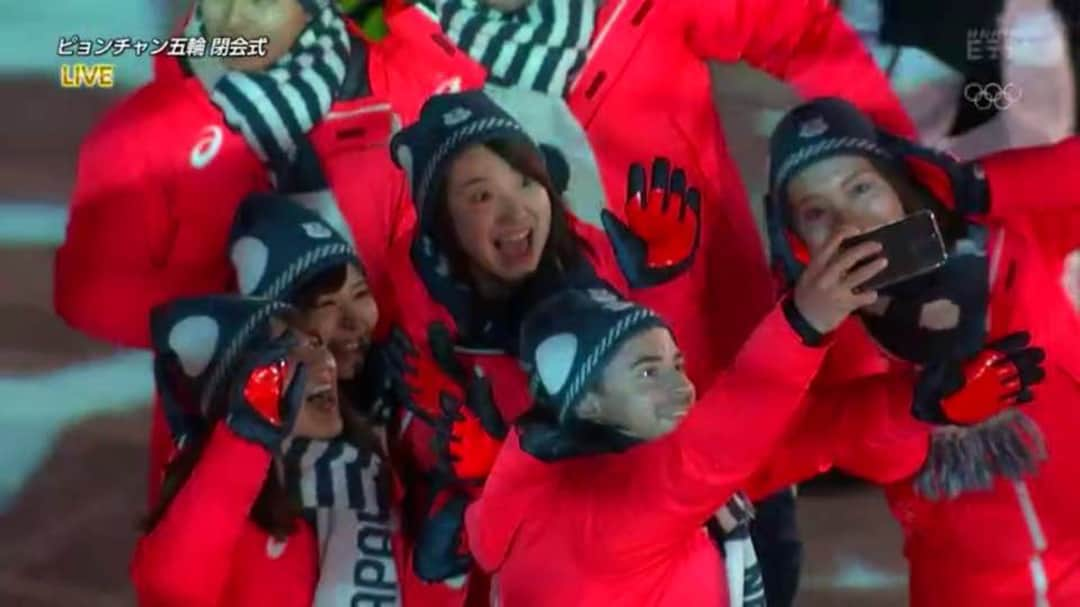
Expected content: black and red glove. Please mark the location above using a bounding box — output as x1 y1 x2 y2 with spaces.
413 485 473 583
383 323 467 426
602 158 701 289
225 332 308 452
913 332 1046 425
432 366 508 484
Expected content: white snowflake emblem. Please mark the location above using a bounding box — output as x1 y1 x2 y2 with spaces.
443 107 472 127
799 116 829 139
301 222 332 239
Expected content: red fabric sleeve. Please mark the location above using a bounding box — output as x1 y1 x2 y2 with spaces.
595 302 829 545
685 0 916 137
54 119 230 348
131 424 272 607
981 136 1080 259
747 371 931 498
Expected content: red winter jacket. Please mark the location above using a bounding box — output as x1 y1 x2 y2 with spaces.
132 423 409 607
381 0 914 391
464 304 830 606
807 138 1080 607
131 425 319 607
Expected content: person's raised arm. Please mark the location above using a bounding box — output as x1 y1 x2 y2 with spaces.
684 0 915 137
55 114 230 348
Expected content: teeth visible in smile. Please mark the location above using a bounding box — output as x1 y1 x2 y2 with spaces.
495 229 530 250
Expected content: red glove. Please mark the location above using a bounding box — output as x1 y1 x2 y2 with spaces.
433 367 507 483
913 332 1046 425
384 324 466 426
225 333 307 452
602 158 701 288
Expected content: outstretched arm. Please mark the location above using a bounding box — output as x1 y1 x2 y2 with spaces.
685 0 915 136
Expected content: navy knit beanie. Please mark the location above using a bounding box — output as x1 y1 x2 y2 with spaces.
519 287 669 424
150 295 292 440
228 193 360 303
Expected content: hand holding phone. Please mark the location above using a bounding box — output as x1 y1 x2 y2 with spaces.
793 227 889 334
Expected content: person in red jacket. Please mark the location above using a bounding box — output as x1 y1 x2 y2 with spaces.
136 294 400 607
464 258 888 606
762 97 1080 606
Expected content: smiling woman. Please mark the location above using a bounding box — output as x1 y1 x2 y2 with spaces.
431 138 581 301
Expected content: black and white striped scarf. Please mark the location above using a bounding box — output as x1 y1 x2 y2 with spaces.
185 0 350 172
419 0 596 96
284 439 400 607
712 492 766 607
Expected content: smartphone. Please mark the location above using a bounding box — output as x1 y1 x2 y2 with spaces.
839 209 948 292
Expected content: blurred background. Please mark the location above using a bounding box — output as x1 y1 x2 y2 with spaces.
0 1 1076 605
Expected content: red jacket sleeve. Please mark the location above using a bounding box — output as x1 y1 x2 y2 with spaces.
54 114 231 348
746 371 931 498
131 424 272 607
684 0 915 137
595 302 829 545
981 136 1080 259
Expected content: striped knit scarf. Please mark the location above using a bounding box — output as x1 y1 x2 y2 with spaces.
284 438 400 607
419 0 596 95
185 1 351 173
713 492 766 607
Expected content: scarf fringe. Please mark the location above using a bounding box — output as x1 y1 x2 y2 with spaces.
914 408 1047 501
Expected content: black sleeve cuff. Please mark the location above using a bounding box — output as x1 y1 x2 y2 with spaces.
961 162 991 215
782 296 827 348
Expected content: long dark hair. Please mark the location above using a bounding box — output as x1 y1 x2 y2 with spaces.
430 138 591 299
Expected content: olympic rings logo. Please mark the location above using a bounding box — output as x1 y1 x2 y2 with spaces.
964 82 1023 111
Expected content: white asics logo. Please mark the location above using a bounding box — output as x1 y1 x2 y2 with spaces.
190 125 223 169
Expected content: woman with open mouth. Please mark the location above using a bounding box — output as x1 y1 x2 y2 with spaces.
133 293 401 606
378 89 632 603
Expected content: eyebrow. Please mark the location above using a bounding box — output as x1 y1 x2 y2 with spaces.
455 176 488 193
841 169 873 188
630 354 663 368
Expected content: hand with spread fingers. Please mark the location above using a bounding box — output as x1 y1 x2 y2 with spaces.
432 365 508 483
913 331 1047 425
225 332 308 452
602 158 702 288
383 323 467 426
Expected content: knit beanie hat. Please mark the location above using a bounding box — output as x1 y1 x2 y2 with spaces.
519 287 669 424
150 295 293 442
228 193 360 303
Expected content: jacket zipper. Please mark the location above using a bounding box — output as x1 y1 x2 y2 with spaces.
991 228 1050 606
1012 480 1050 606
